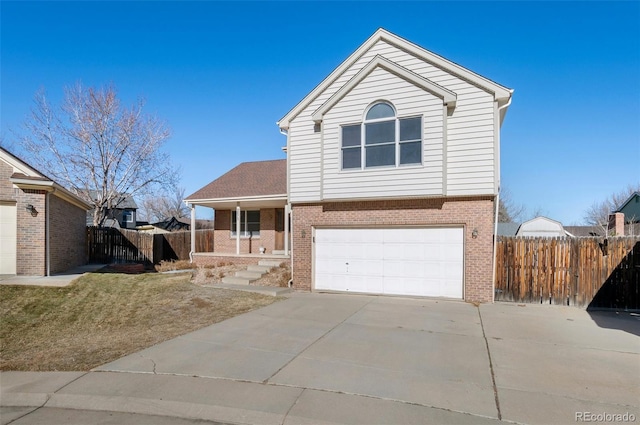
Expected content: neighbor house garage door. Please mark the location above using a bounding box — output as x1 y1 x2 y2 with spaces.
0 202 17 275
314 227 463 298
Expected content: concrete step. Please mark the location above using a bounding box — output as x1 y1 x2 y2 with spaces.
235 270 264 279
272 250 286 255
221 276 253 285
247 265 272 273
216 283 292 296
258 260 283 268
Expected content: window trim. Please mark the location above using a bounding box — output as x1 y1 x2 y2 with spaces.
341 101 423 170
122 210 134 223
230 210 261 238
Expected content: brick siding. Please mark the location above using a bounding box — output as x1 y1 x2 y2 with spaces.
49 194 87 273
212 208 279 254
0 161 16 201
16 189 47 275
291 197 496 303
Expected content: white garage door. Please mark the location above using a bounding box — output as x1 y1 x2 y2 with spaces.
0 202 17 275
314 227 463 298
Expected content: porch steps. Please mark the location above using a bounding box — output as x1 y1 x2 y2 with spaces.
258 259 283 268
221 276 255 285
235 270 264 280
247 265 273 273
272 250 286 255
220 259 284 286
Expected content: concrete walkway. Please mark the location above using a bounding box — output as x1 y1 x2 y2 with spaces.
0 264 107 287
2 294 639 424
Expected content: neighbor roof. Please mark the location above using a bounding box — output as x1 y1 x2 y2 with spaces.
616 192 640 212
186 159 286 201
1 147 91 210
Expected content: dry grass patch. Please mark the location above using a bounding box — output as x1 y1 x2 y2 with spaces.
252 262 291 288
0 271 280 371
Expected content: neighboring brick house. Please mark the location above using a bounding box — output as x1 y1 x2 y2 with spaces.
0 147 91 276
186 29 513 303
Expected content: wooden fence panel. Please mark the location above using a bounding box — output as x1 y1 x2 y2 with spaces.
87 227 154 264
87 227 215 264
495 236 640 309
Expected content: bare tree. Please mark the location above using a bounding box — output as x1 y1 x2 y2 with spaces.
139 186 190 223
19 84 177 225
498 187 526 223
583 183 640 231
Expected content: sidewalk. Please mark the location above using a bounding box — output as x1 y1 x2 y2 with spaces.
2 294 638 425
0 264 106 288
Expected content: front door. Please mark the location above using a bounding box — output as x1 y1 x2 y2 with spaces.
275 208 284 251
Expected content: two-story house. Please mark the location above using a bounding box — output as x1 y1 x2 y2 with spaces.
85 191 138 229
186 29 513 303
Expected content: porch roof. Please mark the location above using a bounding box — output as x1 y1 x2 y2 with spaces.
185 159 286 209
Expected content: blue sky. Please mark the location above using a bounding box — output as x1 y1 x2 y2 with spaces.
1 1 639 224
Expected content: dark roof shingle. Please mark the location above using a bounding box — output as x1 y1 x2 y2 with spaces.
186 159 286 200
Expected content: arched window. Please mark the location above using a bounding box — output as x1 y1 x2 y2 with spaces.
341 101 422 169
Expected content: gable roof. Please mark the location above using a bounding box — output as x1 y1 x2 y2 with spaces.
185 159 286 202
311 55 457 123
1 147 91 210
278 28 513 130
84 190 137 209
616 192 640 213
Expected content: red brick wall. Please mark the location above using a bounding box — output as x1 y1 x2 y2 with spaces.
192 254 261 267
291 197 496 303
0 160 16 201
212 208 278 254
49 195 87 274
16 189 47 275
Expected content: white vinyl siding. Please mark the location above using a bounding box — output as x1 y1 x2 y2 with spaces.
287 39 497 202
323 68 443 199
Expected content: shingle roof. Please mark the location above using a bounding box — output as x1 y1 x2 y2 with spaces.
84 190 138 209
497 222 520 236
186 159 286 200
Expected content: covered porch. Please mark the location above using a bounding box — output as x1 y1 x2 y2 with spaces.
183 159 289 264
186 196 291 258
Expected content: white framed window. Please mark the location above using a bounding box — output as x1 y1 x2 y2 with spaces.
341 101 422 170
231 210 260 237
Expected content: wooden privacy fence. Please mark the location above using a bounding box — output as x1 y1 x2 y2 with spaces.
87 227 215 264
495 236 640 309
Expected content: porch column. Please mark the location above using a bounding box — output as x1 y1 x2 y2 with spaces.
236 204 241 255
284 204 290 256
189 204 196 262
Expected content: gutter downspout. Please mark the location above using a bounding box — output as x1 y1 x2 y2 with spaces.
492 92 514 302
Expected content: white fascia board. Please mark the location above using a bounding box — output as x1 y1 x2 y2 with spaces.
0 149 44 177
185 194 288 205
312 56 456 122
10 177 92 210
278 28 512 130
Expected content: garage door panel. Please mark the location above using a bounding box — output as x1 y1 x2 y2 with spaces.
314 227 463 299
0 203 17 275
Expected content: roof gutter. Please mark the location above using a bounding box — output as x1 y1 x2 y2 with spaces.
10 177 92 210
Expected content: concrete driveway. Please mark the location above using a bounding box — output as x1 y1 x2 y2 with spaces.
2 293 639 424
